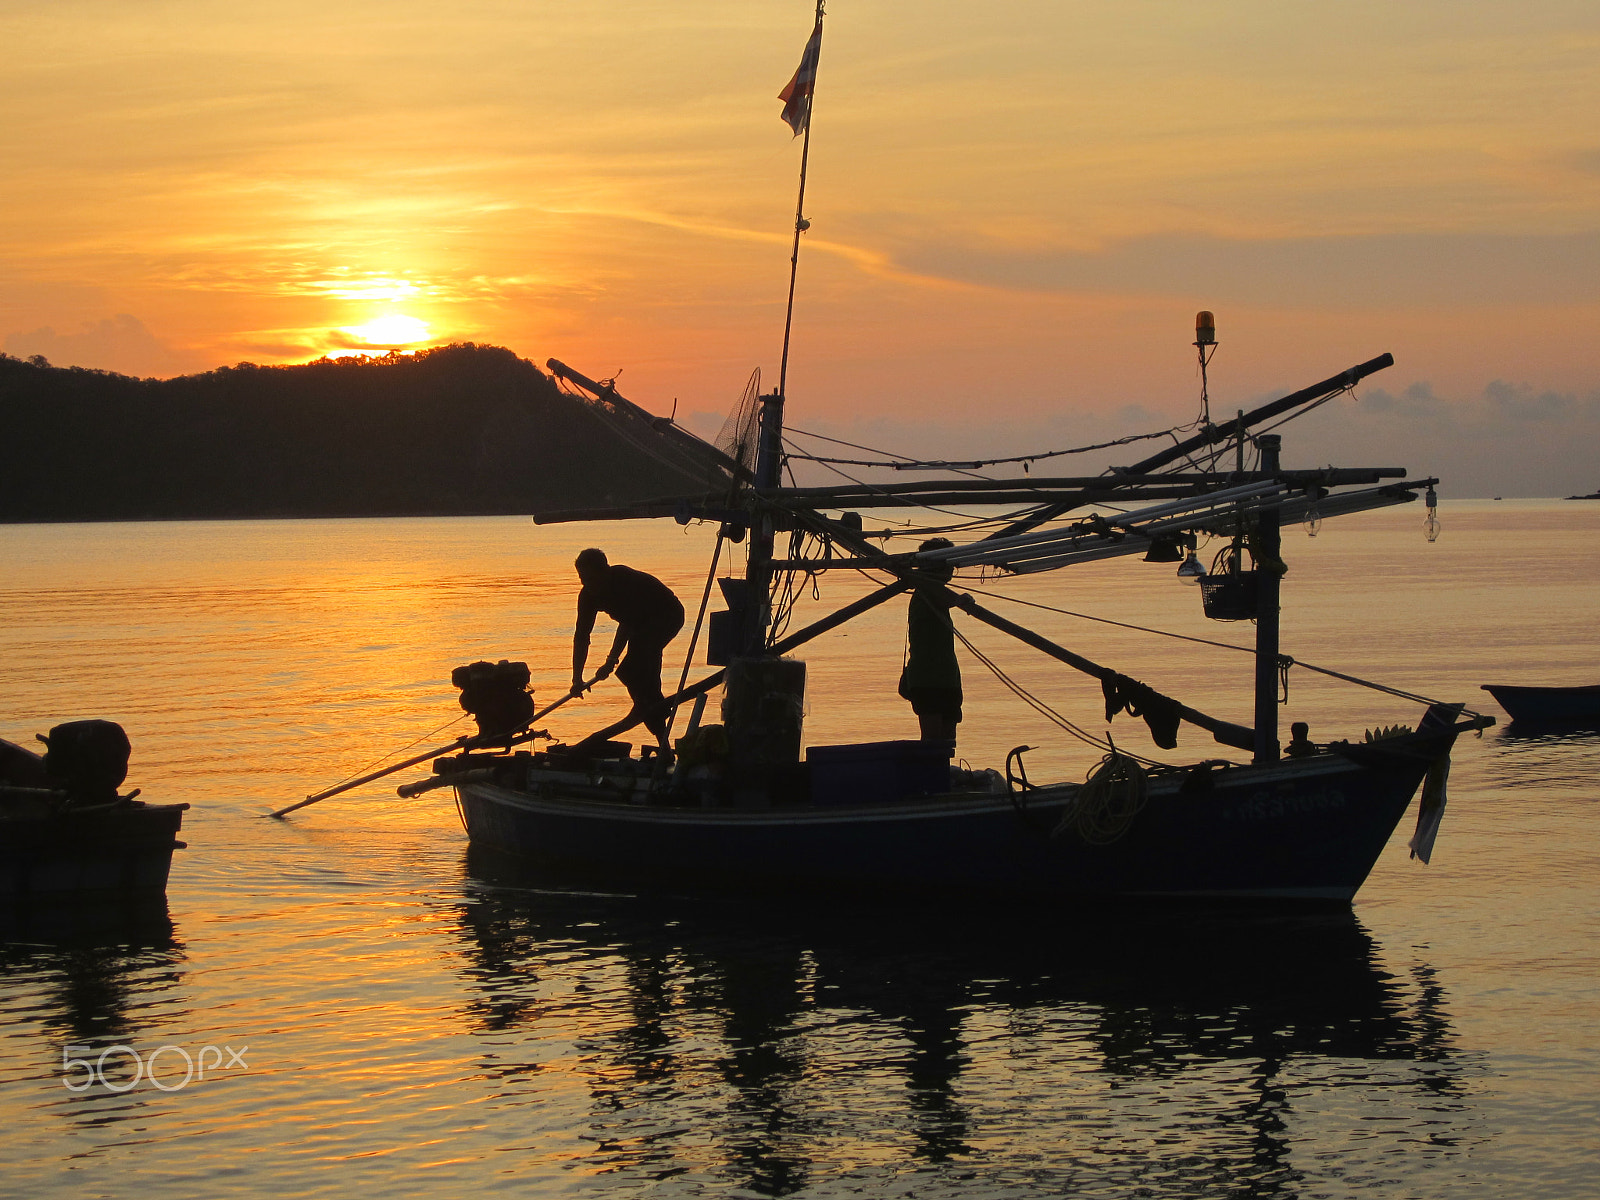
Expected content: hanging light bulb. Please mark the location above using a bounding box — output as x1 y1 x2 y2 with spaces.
1423 486 1441 543
1175 533 1204 583
1302 485 1325 537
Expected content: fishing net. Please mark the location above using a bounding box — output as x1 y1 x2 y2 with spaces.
716 368 762 480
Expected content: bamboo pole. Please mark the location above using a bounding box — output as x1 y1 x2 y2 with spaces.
269 687 585 820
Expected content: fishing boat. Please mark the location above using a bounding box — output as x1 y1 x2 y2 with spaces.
1479 683 1600 723
355 5 1494 905
377 344 1495 905
396 360 1488 904
0 723 187 896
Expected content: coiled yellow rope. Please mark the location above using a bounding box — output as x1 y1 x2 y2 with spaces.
1053 747 1149 844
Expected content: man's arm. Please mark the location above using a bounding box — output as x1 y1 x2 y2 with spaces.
594 625 629 680
571 598 598 693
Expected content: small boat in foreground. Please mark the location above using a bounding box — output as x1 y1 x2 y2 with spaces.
0 722 187 897
1480 683 1600 723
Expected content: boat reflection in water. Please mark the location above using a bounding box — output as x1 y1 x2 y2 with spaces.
0 900 185 1102
1489 720 1600 804
454 846 1479 1196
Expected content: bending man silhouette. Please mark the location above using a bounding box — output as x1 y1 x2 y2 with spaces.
570 548 685 753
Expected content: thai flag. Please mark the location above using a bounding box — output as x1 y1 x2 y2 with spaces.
778 23 822 135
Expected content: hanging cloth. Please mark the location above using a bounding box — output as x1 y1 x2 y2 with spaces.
1101 673 1183 750
1408 754 1451 864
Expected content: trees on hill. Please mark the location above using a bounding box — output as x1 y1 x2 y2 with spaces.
0 345 704 521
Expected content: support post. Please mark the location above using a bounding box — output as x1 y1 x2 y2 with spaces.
1254 434 1283 764
742 391 786 654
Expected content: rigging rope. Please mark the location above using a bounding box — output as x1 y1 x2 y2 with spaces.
785 422 1205 472
320 711 469 792
878 508 1055 537
781 436 1052 521
956 582 1487 718
951 624 1168 768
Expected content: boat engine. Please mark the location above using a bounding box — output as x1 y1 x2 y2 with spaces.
37 719 131 806
451 660 535 739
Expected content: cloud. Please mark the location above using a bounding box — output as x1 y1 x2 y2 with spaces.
4 314 199 377
1357 381 1445 419
1292 378 1600 495
780 376 1600 499
1352 380 1595 430
893 231 1600 308
1569 148 1600 177
232 340 319 359
1483 379 1574 422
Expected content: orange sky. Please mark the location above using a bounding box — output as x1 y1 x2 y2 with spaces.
3 1 1597 493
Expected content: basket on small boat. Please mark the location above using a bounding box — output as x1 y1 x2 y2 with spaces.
1199 570 1259 621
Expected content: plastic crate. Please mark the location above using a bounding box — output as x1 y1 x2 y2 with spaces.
805 740 951 806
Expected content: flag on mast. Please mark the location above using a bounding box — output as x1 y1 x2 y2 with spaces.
778 23 822 135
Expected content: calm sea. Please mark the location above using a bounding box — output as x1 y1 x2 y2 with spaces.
1 502 1596 1198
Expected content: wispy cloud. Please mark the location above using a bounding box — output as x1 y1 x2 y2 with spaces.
3 314 200 377
890 231 1600 307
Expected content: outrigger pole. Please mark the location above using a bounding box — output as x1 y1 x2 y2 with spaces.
985 353 1395 542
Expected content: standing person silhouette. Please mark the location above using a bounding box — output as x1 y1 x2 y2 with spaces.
569 548 685 754
898 538 962 749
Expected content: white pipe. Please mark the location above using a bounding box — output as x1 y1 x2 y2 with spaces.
1003 489 1415 574
918 480 1282 561
942 484 1287 568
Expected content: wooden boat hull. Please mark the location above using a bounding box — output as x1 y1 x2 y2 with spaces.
1481 683 1600 723
455 745 1440 905
0 803 188 896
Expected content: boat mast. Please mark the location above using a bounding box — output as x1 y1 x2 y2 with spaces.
747 0 825 655
1254 433 1282 762
776 0 824 410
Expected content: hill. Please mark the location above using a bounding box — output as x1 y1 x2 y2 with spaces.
0 345 718 522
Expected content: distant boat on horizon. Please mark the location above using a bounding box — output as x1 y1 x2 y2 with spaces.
1480 683 1600 723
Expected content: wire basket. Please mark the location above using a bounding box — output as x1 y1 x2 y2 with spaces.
1199 570 1259 621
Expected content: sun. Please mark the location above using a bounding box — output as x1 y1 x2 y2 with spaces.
343 314 431 347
